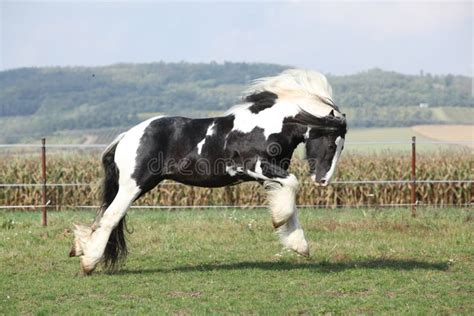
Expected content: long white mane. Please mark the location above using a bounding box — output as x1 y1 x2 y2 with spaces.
227 69 342 118
247 69 333 102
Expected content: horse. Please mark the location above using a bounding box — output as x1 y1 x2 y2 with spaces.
69 69 347 275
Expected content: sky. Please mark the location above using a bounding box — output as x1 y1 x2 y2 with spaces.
1 1 472 75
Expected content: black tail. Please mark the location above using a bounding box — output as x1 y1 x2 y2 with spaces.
99 138 128 271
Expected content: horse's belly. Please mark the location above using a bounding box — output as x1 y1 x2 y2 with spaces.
167 174 247 188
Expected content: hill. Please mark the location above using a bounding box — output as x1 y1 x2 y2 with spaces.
0 62 472 143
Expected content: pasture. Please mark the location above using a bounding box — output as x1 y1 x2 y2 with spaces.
345 125 472 153
412 125 474 148
1 207 472 314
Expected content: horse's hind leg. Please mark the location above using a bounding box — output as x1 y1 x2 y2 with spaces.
75 183 140 274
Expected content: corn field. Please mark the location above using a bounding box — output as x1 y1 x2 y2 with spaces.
0 148 471 209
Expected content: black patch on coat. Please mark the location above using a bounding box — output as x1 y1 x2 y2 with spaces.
266 122 307 170
260 162 290 179
132 116 240 192
245 91 278 114
225 126 266 169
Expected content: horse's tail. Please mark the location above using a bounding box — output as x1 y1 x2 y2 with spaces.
96 133 128 270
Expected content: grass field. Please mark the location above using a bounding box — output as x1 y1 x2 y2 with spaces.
1 208 473 314
344 127 431 153
291 125 469 156
412 125 474 148
431 107 474 125
345 126 472 153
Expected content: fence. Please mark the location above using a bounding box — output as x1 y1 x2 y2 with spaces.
0 137 472 226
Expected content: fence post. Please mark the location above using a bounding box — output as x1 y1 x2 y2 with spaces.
41 138 47 226
411 136 417 217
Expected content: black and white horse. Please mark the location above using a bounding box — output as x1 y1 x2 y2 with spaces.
70 69 347 274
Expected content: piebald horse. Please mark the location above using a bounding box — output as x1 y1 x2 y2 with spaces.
70 69 347 274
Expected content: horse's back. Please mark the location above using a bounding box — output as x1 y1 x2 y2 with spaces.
114 115 234 191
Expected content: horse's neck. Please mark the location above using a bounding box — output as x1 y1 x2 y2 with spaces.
279 122 308 153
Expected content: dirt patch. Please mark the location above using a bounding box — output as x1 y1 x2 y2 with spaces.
169 291 203 298
412 125 474 148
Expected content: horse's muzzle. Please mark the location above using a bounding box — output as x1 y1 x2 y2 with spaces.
311 174 329 187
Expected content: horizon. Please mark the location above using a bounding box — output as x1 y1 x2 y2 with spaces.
0 61 472 78
1 1 472 76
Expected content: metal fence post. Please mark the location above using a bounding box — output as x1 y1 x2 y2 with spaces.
41 138 47 226
411 136 417 217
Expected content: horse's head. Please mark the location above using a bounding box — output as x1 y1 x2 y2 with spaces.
306 130 346 186
300 110 347 186
244 68 347 186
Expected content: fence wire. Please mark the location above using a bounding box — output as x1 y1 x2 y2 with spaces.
0 179 472 188
0 202 472 210
0 141 472 211
0 140 473 149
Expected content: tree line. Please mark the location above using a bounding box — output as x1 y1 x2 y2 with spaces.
0 62 472 142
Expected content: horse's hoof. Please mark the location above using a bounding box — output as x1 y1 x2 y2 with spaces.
80 257 96 276
272 220 285 229
68 246 76 257
297 248 310 257
72 224 92 257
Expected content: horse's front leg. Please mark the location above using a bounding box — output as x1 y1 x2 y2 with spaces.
246 161 309 257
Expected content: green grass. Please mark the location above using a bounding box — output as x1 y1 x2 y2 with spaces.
433 107 474 124
1 208 473 314
432 107 451 122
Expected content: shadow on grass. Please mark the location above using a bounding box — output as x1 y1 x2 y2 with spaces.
117 259 449 275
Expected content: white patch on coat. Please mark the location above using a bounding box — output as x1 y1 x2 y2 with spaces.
224 102 252 116
225 165 243 176
226 166 237 176
304 127 311 140
230 100 300 138
196 122 216 155
114 116 165 184
255 158 263 174
320 136 344 184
